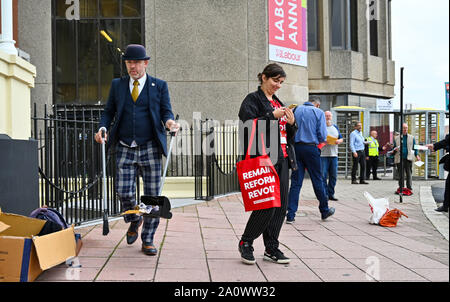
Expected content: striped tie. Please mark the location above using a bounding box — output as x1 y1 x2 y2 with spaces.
131 80 139 102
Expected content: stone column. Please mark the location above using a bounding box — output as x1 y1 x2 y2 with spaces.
0 0 18 56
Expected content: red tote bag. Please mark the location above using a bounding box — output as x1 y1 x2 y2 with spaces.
236 119 281 212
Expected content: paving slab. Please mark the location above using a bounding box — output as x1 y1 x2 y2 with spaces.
35 179 448 283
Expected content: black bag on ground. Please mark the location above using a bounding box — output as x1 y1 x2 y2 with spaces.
29 207 69 236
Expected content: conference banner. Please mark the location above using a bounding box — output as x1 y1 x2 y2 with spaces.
268 0 308 67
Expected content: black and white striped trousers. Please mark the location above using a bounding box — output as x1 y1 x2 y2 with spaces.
241 158 289 251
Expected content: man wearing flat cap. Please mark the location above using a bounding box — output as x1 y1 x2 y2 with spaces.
95 44 179 256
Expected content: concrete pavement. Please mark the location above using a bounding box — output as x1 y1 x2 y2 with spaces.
37 177 449 282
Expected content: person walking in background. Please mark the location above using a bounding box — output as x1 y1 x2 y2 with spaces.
427 134 449 212
365 130 389 180
95 44 179 256
393 123 421 192
350 122 369 185
238 63 297 265
321 111 343 201
286 96 335 224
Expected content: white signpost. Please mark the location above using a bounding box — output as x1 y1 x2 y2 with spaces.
376 99 393 112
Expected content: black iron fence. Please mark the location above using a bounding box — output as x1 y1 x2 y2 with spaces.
32 104 239 226
33 104 116 225
194 120 240 200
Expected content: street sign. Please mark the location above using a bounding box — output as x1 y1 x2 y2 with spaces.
376 99 393 112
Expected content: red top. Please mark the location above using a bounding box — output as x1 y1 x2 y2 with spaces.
268 99 288 158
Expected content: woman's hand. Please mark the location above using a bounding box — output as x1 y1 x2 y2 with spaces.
284 108 295 125
273 107 286 119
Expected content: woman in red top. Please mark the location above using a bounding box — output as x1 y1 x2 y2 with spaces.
238 63 297 265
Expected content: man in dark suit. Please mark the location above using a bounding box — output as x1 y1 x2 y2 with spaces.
95 44 179 256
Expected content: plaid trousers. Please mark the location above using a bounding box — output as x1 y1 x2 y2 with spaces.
115 140 161 245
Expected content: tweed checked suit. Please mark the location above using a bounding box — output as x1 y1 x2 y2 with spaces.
99 74 174 245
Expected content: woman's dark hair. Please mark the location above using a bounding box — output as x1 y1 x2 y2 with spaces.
257 63 286 84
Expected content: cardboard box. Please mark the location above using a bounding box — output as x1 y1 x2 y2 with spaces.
0 209 78 282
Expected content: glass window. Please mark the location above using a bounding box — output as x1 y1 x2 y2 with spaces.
123 0 141 17
100 0 119 17
55 20 77 103
307 0 319 50
99 19 122 100
80 0 98 18
330 0 358 51
349 0 358 51
78 20 99 103
369 0 379 56
122 19 142 46
52 0 144 105
331 0 346 49
370 20 378 56
55 0 68 18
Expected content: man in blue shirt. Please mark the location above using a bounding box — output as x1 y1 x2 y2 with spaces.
286 97 335 223
350 122 369 184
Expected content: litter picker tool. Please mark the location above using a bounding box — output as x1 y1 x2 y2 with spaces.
101 128 109 236
122 115 180 219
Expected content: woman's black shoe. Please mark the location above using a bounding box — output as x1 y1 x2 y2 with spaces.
239 240 256 265
435 206 448 212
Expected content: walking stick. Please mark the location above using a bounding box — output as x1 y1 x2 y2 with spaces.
101 129 109 235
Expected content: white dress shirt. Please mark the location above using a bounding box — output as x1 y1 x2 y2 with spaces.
129 74 147 97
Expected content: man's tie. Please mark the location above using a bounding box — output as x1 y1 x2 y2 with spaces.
131 80 139 102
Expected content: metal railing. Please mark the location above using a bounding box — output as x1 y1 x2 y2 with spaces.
32 104 117 225
195 120 240 200
32 104 239 225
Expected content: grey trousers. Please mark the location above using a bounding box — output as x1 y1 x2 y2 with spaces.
396 158 413 190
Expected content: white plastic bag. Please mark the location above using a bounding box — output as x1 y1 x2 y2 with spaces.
364 192 390 225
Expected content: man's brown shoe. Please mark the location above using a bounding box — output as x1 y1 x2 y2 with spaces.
126 216 143 245
142 244 158 256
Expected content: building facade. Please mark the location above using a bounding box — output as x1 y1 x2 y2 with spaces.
308 0 395 112
4 0 394 122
